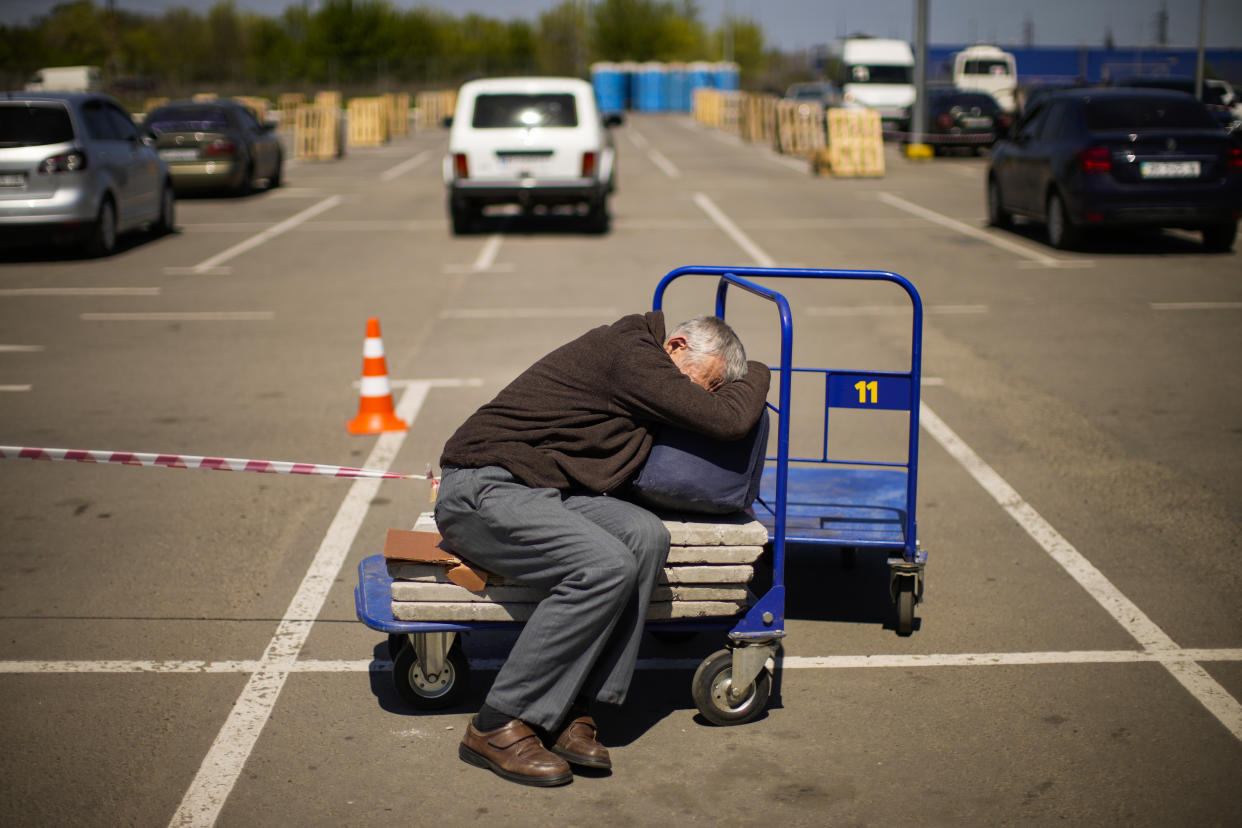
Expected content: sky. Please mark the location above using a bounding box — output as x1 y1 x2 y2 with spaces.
3 0 1241 51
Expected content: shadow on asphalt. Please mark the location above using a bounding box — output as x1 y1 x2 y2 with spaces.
1000 218 1225 256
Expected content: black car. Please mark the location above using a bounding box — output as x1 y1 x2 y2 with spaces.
144 99 283 194
987 87 1242 251
904 88 1010 154
1112 76 1239 132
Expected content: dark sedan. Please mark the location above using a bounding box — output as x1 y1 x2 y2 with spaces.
987 88 1242 251
144 99 283 194
905 88 1011 154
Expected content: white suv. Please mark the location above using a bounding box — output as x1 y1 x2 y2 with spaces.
443 77 621 234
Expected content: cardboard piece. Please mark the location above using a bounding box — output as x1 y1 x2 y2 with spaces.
382 528 490 592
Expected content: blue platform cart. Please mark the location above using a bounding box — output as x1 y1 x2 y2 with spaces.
355 265 927 725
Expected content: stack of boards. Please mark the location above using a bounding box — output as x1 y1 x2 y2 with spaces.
387 511 768 622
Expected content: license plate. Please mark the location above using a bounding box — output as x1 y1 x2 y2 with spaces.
1141 160 1199 179
0 173 26 188
961 116 992 128
159 149 198 161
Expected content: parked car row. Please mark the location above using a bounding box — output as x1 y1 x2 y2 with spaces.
0 92 283 257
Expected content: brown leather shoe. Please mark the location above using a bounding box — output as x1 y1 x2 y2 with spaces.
550 714 611 770
459 719 573 787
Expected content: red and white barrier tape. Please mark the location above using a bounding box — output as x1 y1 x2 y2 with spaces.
0 445 429 481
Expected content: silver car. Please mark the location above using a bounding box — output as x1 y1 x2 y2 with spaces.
0 92 174 256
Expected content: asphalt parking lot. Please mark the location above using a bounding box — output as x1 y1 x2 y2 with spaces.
1 113 1240 826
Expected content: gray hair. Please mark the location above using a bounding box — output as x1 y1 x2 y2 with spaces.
667 315 748 383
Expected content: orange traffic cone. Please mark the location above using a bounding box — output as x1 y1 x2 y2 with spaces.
347 317 408 435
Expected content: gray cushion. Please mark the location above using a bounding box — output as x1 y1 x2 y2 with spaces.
630 410 769 514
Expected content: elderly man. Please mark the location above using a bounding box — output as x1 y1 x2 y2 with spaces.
434 311 770 787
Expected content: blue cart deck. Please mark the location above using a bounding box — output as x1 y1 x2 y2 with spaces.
754 465 908 549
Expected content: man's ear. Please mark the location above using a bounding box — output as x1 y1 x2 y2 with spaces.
664 335 688 356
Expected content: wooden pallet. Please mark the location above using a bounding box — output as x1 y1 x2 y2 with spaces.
826 108 885 177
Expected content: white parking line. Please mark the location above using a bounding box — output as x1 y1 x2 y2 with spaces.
379 150 430 181
692 192 775 267
178 195 342 275
0 345 44 352
80 312 274 321
647 149 682 179
1150 302 1242 311
919 403 1242 741
443 234 513 274
169 383 430 828
0 385 32 392
876 192 1093 269
627 129 649 149
6 648 1241 675
0 287 160 296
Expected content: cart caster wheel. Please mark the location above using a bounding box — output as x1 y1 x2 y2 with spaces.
387 633 407 661
692 648 771 726
895 579 916 637
392 639 469 710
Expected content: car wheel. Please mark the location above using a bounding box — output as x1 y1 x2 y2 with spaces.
1201 221 1237 252
987 177 1011 229
586 197 610 234
1046 191 1080 250
153 181 176 236
450 199 473 235
238 162 255 195
268 152 283 188
83 198 117 257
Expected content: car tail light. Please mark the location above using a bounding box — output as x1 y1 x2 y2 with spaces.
453 153 468 178
37 150 87 174
997 113 1013 131
581 151 597 177
204 140 235 157
1227 146 1242 171
936 112 953 130
1079 145 1111 174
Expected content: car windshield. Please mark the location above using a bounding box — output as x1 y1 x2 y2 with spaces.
848 64 913 84
1083 96 1219 130
962 59 1011 76
0 104 74 147
147 106 231 132
472 94 578 128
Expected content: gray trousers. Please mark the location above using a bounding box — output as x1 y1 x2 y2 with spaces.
433 465 670 731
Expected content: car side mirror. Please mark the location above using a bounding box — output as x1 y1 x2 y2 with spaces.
604 113 624 128
442 116 452 128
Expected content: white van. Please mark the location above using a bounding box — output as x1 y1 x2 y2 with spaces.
952 45 1017 112
25 66 102 93
444 76 621 234
829 37 915 129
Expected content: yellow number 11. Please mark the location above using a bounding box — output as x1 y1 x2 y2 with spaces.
855 379 878 404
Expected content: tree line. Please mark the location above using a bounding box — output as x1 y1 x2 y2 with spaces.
1 0 793 101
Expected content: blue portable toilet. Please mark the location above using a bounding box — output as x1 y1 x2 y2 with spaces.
714 61 740 91
618 61 641 110
591 62 626 115
664 62 688 112
637 61 668 112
